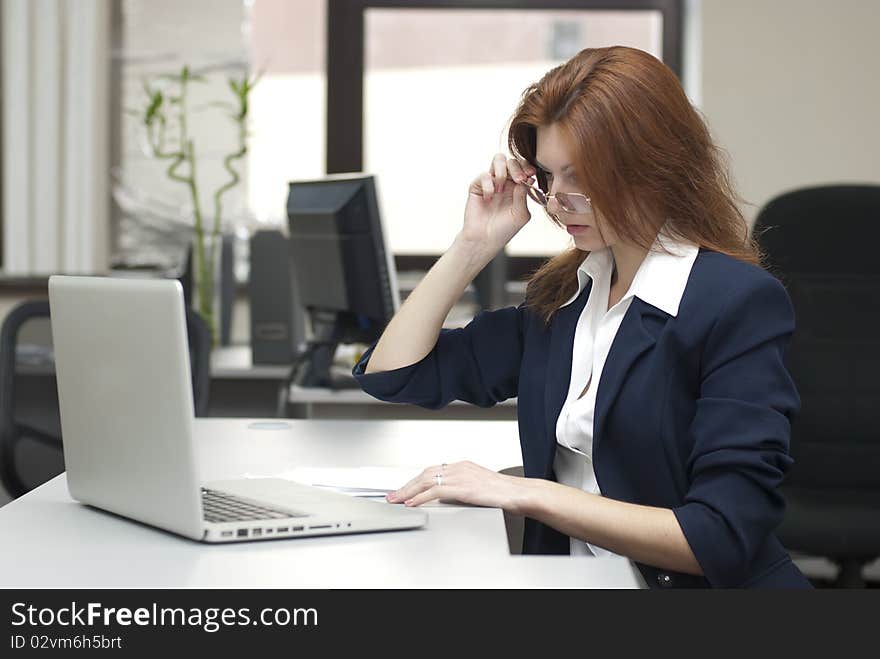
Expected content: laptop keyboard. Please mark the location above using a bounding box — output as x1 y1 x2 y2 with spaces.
201 488 308 523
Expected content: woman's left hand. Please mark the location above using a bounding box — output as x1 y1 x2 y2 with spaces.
386 461 533 512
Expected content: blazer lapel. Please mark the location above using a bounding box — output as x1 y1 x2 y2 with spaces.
542 281 592 477
593 297 670 449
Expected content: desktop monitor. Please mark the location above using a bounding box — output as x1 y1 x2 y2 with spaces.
286 174 399 388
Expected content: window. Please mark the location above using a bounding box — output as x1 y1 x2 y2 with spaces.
329 0 683 273
363 7 664 257
246 0 326 225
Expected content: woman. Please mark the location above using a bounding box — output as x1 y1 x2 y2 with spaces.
352 46 811 589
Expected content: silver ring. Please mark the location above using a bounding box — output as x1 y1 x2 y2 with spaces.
434 473 443 487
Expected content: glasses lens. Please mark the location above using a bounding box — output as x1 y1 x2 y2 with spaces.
527 186 547 206
556 193 592 214
544 208 564 227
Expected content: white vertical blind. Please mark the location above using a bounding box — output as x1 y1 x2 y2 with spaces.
2 0 110 275
33 0 62 272
66 0 110 273
2 0 32 272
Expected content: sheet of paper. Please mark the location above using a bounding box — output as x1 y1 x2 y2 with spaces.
243 466 424 497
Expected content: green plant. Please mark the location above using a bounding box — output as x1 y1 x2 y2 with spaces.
137 64 259 343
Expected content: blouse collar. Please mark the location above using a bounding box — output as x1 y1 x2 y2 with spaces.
558 231 699 317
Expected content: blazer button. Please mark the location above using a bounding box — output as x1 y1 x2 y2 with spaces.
657 573 673 587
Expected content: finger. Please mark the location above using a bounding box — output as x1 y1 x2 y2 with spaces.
491 153 508 192
405 486 445 507
491 153 507 179
507 158 528 183
467 173 485 197
391 474 432 502
512 176 531 207
480 172 494 201
386 472 424 503
387 477 431 503
388 466 442 503
511 174 535 220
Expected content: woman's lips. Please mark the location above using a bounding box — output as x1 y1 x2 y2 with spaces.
565 224 591 235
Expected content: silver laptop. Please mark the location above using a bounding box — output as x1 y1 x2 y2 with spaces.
48 275 426 543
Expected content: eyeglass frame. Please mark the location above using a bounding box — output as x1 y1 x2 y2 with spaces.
525 183 593 224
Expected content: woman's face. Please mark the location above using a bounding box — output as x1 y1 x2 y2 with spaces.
534 123 617 251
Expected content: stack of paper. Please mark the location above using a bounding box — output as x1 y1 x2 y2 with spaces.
244 466 425 497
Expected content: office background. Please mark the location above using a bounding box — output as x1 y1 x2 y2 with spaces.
0 0 878 585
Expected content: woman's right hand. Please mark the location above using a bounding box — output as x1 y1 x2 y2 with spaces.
364 157 535 375
458 154 536 259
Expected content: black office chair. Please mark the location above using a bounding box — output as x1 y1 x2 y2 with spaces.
0 298 212 500
754 184 880 588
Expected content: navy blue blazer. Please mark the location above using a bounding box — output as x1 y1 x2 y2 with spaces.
353 249 812 589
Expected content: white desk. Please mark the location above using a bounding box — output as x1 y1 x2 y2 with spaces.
0 418 641 588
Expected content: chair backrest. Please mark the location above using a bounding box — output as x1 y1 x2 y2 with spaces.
753 185 880 490
0 295 212 499
0 301 60 498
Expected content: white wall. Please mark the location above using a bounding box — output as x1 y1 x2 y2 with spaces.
699 0 880 223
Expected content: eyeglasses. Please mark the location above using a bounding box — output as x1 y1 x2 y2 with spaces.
525 184 593 218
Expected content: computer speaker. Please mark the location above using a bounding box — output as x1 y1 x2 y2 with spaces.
248 229 305 364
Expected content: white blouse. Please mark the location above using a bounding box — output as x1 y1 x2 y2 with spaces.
553 233 700 565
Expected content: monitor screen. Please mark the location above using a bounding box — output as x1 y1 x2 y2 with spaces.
286 174 399 386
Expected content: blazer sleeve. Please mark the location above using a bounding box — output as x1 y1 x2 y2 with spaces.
351 304 526 409
672 274 800 588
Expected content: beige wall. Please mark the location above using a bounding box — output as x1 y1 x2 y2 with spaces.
699 0 880 223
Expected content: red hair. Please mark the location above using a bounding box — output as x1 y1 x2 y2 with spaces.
508 46 761 323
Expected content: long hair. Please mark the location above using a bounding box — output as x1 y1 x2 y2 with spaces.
508 46 761 324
